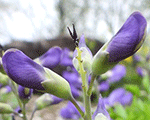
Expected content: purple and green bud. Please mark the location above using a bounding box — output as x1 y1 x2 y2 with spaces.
73 35 93 72
2 48 46 90
18 85 33 104
35 93 62 110
0 85 12 94
92 11 147 75
92 95 110 120
2 48 73 100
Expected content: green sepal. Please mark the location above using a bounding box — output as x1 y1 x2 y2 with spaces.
92 51 117 75
42 68 73 100
0 102 14 114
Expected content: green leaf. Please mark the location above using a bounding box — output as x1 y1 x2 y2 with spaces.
125 84 140 96
114 104 127 119
142 74 150 93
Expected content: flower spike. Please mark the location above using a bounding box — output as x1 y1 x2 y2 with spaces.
67 24 79 47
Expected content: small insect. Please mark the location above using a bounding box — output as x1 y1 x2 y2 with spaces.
67 24 79 47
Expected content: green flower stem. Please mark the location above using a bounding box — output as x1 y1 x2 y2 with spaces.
9 79 28 120
87 74 96 96
70 98 85 119
22 104 27 120
9 80 23 109
76 47 92 120
30 108 37 120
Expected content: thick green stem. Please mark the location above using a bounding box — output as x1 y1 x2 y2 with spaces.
87 74 96 96
76 47 92 120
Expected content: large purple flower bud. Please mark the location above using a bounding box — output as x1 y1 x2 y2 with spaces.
37 47 62 69
2 48 46 90
92 11 147 75
106 12 147 62
18 85 33 104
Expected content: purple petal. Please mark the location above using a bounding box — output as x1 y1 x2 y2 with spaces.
60 48 73 66
92 95 110 120
2 49 45 90
107 64 126 83
106 12 147 62
39 47 62 69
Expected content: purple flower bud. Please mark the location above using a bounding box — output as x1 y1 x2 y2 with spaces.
38 47 62 69
60 101 82 119
92 95 110 120
60 48 73 66
18 85 33 103
2 49 46 90
107 64 126 83
35 93 62 110
106 12 147 62
51 95 62 105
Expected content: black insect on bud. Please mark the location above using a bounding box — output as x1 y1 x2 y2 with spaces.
67 24 79 47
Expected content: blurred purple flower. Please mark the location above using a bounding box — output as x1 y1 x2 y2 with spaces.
106 64 126 83
98 81 110 92
106 12 147 62
60 101 82 119
62 69 81 89
38 47 62 69
136 66 145 77
92 95 110 120
60 48 73 66
120 92 133 106
133 54 141 62
18 85 33 102
70 85 81 98
62 68 82 98
2 49 46 90
106 88 133 107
